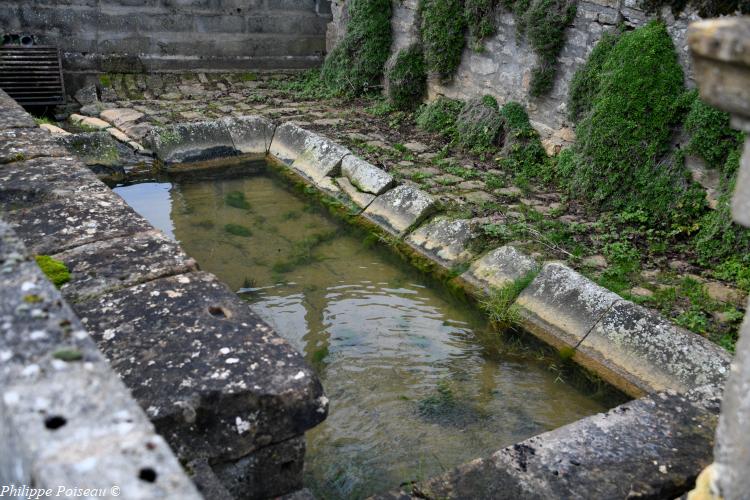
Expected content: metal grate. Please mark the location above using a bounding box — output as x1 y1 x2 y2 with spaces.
0 45 65 106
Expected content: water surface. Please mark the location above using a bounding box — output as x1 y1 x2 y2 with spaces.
114 167 621 498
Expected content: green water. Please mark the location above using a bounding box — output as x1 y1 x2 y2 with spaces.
114 165 621 499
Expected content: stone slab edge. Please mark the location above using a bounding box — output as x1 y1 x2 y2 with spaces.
263 120 731 399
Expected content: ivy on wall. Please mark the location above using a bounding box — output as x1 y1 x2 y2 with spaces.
321 0 393 96
419 0 467 78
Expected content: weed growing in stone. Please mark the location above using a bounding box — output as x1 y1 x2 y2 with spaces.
479 272 537 330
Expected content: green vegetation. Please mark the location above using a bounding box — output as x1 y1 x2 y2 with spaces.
561 21 694 221
267 70 334 100
455 95 504 152
465 0 498 49
53 349 83 362
567 29 620 122
479 271 537 330
321 0 393 96
419 0 467 78
415 97 464 137
272 230 339 273
35 255 71 288
239 72 258 82
224 191 251 210
499 0 577 96
224 223 253 237
684 90 743 169
497 101 547 178
99 74 112 87
417 379 457 416
386 45 427 110
34 116 55 126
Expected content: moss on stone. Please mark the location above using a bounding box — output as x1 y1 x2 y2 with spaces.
419 0 467 78
321 0 393 96
386 45 427 110
35 255 71 288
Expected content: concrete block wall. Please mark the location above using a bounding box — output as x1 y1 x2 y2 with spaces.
327 0 700 151
0 0 333 73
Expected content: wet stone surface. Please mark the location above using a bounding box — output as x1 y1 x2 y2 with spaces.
74 271 328 463
380 391 719 500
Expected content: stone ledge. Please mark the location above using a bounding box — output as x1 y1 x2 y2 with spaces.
341 155 395 195
74 271 328 463
406 218 478 268
460 245 539 293
145 120 238 165
54 230 199 303
578 300 731 395
269 121 351 184
0 220 200 499
377 391 718 499
363 184 437 237
0 128 69 164
515 262 620 351
222 115 276 155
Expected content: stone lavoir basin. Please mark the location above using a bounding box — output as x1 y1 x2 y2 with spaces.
113 161 625 498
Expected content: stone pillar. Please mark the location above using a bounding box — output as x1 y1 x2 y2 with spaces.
688 17 750 500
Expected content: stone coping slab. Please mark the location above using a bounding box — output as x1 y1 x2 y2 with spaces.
341 155 395 195
515 262 621 351
54 230 199 304
0 89 35 130
222 115 276 154
460 245 538 292
75 271 328 463
269 122 351 183
406 218 478 268
376 390 718 499
335 177 376 210
0 127 69 164
146 120 238 165
3 186 153 256
0 220 200 499
578 300 731 396
363 184 437 236
0 156 106 212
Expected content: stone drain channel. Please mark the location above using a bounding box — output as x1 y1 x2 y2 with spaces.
0 87 731 498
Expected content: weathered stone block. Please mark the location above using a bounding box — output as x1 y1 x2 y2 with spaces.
515 262 620 351
0 90 35 130
407 218 477 267
4 187 152 255
341 155 395 195
54 230 198 303
222 115 276 154
363 184 436 236
579 300 731 396
74 272 328 463
100 108 145 129
269 122 350 183
213 436 305 499
0 128 69 164
335 177 376 209
0 156 103 212
145 121 238 164
461 245 538 292
387 391 718 499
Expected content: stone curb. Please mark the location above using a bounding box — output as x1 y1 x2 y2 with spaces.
0 217 201 499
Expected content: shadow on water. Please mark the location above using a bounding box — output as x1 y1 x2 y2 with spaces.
113 162 627 499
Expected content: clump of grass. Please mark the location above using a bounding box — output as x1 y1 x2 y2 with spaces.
225 191 251 210
386 45 427 110
497 101 548 179
465 0 499 50
455 95 504 152
35 255 71 288
419 0 467 78
321 0 393 96
479 271 537 330
224 223 253 237
415 97 464 138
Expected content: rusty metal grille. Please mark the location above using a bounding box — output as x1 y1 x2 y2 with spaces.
0 45 65 106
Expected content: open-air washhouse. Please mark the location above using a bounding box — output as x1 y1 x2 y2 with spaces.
0 1 749 499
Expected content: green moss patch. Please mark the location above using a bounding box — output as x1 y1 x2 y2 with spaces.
225 191 251 210
35 255 71 288
321 0 393 96
386 45 428 110
224 223 253 237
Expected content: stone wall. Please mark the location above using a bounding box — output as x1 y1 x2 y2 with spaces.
0 0 333 73
327 0 700 151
